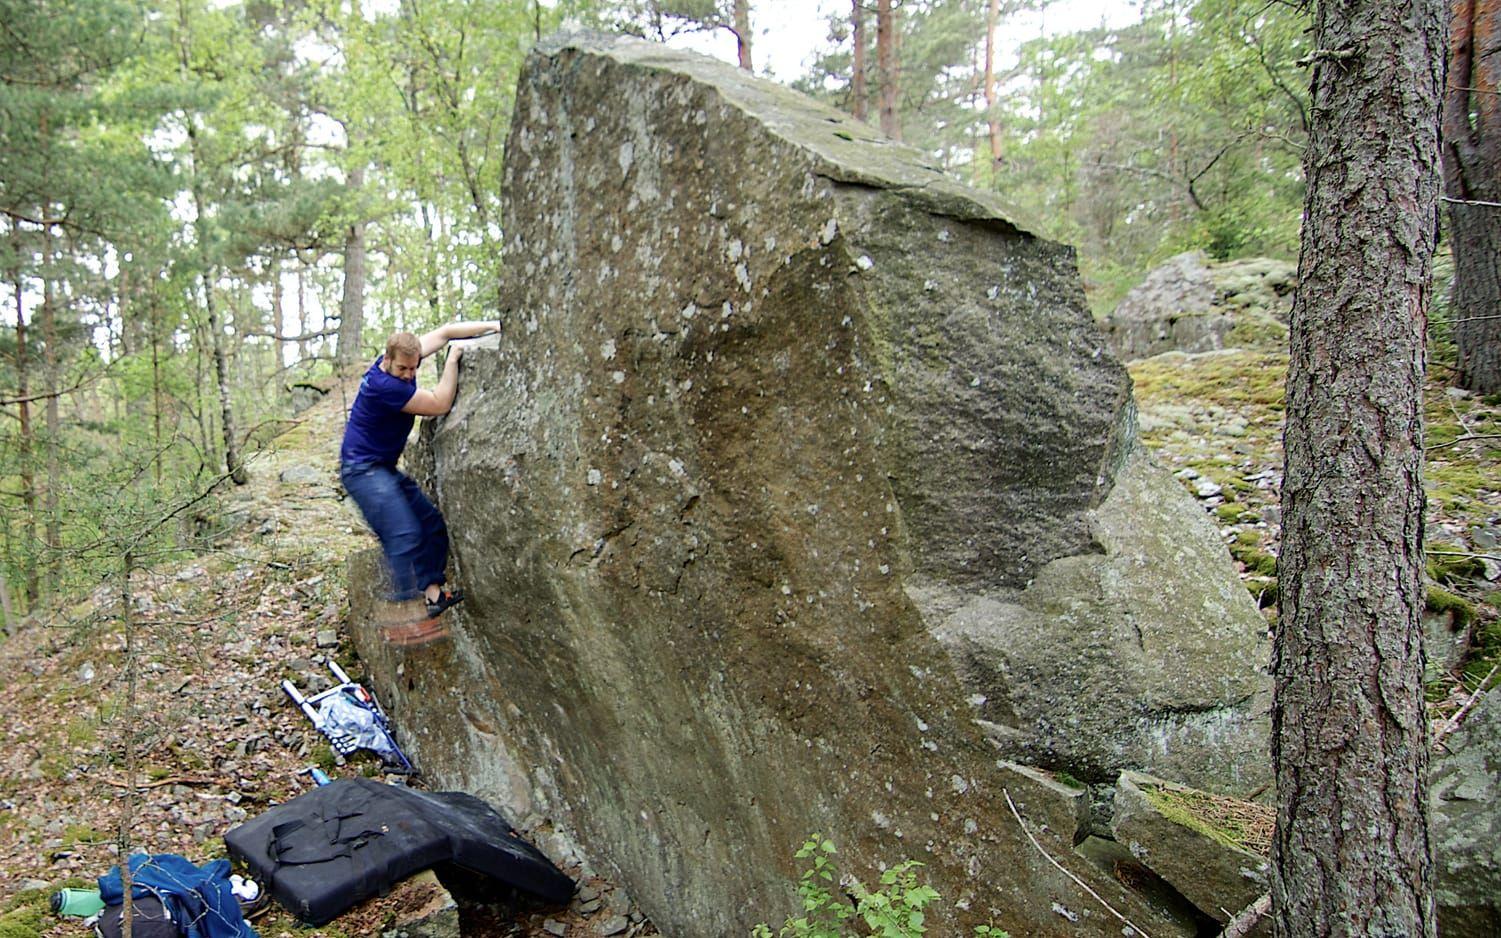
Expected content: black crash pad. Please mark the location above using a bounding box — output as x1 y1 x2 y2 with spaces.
224 777 573 925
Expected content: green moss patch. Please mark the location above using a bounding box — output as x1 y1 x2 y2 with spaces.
1141 784 1274 857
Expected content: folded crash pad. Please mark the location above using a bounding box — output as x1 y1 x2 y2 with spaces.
224 777 573 925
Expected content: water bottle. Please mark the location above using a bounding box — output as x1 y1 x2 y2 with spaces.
310 767 332 786
49 888 105 917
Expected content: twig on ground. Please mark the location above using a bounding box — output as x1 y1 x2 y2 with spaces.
1221 893 1272 937
1003 788 1153 938
102 774 217 790
1435 662 1500 748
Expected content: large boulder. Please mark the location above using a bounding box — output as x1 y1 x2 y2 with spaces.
1431 692 1501 936
1102 251 1294 361
353 32 1269 936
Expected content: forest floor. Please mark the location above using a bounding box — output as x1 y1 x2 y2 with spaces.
1 347 1497 938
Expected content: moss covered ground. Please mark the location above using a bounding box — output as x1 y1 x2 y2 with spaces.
1129 348 1501 718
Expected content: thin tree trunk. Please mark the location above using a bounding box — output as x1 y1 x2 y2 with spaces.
336 164 367 373
876 0 901 140
733 0 753 71
0 571 14 636
151 295 164 487
116 549 137 938
1273 1 1444 935
201 270 247 484
1445 0 1501 392
12 249 38 607
852 0 869 121
40 217 60 595
296 265 309 362
983 0 1002 170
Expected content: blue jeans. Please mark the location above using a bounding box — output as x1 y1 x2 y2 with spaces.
340 462 449 601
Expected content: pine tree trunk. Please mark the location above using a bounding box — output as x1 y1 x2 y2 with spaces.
1444 0 1501 392
1273 1 1444 935
336 164 367 373
40 220 60 594
733 0 753 71
202 271 247 485
852 0 869 122
983 0 1002 171
12 266 39 608
876 0 900 140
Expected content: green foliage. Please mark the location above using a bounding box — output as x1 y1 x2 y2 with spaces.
753 835 954 938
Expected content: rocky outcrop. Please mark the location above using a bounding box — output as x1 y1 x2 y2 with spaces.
1102 252 1294 361
1432 693 1501 936
351 32 1271 936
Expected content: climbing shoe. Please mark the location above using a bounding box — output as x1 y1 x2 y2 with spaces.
426 588 464 618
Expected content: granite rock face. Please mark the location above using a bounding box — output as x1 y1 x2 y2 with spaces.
353 32 1270 936
1431 693 1501 936
1102 251 1294 361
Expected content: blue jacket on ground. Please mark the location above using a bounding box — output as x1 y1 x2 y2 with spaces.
99 853 257 938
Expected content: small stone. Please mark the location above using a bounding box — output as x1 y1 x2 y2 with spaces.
279 465 325 485
576 884 600 902
578 898 602 914
78 662 95 683
1446 386 1472 399
1194 479 1223 498
1174 467 1200 480
19 879 50 893
316 629 339 648
597 915 629 936
543 920 567 937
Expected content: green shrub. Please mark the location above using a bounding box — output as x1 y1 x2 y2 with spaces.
751 835 1005 938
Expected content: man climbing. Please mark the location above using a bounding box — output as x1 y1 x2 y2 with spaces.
339 322 498 618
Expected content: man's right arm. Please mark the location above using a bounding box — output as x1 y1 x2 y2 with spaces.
401 347 463 417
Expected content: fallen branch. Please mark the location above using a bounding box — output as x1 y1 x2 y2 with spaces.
1003 788 1153 938
1434 662 1499 748
102 774 216 790
1221 893 1271 937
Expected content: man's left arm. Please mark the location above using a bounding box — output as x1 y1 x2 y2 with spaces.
418 320 500 358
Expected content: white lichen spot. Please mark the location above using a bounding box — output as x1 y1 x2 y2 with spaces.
937 229 951 242
820 218 838 244
871 811 891 830
1051 903 1079 923
680 302 697 319
617 141 634 175
987 285 1001 300
727 239 743 261
586 468 602 486
612 371 626 384
722 302 733 318
923 279 938 292
855 255 874 271
915 718 929 731
840 315 852 327
967 693 987 707
963 818 978 834
610 235 623 252
922 739 938 752
764 235 777 252
781 584 792 596
679 378 693 391
970 376 980 387
601 339 617 361
735 263 751 291
668 458 686 478
951 775 969 794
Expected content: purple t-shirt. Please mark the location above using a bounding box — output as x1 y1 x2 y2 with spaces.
340 356 418 466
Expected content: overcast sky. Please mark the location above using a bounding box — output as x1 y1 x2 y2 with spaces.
664 0 1145 81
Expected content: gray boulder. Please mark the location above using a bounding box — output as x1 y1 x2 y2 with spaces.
352 32 1267 937
1102 251 1294 361
1432 692 1501 936
929 449 1272 790
1110 771 1270 925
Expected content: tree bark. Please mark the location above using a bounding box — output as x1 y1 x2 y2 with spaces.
876 0 901 140
1273 1 1444 935
336 163 368 373
733 0 753 71
852 0 869 122
1444 0 1501 392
